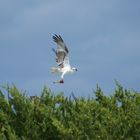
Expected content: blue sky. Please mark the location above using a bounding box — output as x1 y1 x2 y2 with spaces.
0 0 140 97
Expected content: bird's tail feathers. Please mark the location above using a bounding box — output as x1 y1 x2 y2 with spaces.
51 67 60 74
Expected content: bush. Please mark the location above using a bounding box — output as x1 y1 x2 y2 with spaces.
0 84 140 140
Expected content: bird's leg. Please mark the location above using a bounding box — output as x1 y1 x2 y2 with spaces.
53 71 65 84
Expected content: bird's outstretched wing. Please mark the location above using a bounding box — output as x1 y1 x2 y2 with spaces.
52 34 70 67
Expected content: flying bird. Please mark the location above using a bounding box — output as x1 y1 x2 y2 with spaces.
51 34 77 84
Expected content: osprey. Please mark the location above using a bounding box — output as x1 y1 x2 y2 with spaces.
51 34 77 84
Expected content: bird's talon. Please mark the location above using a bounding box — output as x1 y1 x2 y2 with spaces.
59 79 64 83
53 79 64 84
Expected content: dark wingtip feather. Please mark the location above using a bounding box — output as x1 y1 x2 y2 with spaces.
59 35 64 42
52 34 63 43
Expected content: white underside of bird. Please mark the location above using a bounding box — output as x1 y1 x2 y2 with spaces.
51 34 77 84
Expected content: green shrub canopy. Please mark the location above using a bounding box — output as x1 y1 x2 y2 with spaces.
0 84 140 140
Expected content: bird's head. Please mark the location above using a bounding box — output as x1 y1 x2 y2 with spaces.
71 67 78 72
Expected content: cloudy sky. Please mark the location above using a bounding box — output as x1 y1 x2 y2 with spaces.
0 0 140 97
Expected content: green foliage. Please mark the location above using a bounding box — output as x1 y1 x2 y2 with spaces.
0 84 140 139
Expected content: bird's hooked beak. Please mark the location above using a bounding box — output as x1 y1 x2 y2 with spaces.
72 67 78 72
74 68 78 71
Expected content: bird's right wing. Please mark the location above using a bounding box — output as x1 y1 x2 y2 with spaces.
53 34 69 53
52 34 70 67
